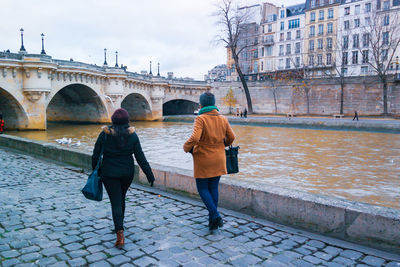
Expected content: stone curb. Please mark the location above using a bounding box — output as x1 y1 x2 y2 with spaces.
0 134 399 254
163 115 400 133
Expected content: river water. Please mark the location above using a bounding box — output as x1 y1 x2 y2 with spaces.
8 121 400 210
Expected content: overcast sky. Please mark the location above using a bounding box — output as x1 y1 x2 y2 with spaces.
1 0 302 80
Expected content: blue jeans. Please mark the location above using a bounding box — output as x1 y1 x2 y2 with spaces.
195 176 221 220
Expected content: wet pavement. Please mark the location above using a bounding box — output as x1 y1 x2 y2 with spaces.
0 147 399 267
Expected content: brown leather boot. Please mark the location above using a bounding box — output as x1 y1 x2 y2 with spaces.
115 230 124 249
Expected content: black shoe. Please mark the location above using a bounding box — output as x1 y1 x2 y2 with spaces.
216 217 224 228
209 218 218 231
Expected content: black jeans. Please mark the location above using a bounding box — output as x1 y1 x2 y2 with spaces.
102 176 133 231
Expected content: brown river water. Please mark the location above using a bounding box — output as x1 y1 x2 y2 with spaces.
8 121 400 210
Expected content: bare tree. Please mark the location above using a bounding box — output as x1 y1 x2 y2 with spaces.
360 9 400 115
214 0 254 113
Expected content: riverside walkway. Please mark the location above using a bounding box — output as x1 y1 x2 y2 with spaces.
0 148 399 267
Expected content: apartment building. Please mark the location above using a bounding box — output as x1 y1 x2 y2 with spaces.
259 3 279 74
275 4 306 71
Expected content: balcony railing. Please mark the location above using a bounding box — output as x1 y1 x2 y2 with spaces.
262 39 274 45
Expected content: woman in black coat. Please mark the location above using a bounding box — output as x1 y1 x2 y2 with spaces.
92 108 155 248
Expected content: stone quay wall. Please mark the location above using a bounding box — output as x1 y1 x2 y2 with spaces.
211 76 400 116
1 134 399 253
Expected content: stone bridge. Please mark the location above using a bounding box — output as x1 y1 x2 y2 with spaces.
0 52 210 130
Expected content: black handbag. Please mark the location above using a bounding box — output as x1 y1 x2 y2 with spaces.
225 145 240 174
82 134 107 201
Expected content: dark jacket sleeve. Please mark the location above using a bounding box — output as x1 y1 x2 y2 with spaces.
92 131 105 170
132 133 155 182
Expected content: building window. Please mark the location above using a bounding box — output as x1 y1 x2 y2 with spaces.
268 24 272 32
353 34 359 48
361 66 368 74
279 45 284 55
286 44 291 55
280 10 285 18
295 42 301 54
279 59 284 69
296 57 300 67
381 49 388 61
309 55 314 66
318 24 324 35
354 18 360 27
319 10 324 20
355 5 361 14
328 8 334 19
261 61 264 71
365 2 371 11
383 0 390 10
317 54 323 65
261 47 265 57
288 18 300 29
280 33 284 41
318 39 323 49
327 38 333 49
383 15 389 25
280 21 284 31
362 50 369 63
344 36 349 49
352 51 358 64
253 49 258 58
362 33 370 47
327 53 332 65
377 0 381 10
343 52 348 65
383 32 389 45
345 7 350 15
266 46 273 56
365 17 371 26
286 58 290 69
344 20 350 30
311 0 316 7
311 12 316 22
296 30 301 39
287 31 292 40
327 23 333 33
310 25 315 36
309 40 315 51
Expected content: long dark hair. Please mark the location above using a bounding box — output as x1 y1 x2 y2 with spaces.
111 123 129 148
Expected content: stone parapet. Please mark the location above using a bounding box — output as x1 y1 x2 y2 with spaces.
0 134 399 253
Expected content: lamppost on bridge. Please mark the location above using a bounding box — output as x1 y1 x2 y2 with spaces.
157 63 160 76
149 61 153 76
396 56 399 80
103 48 108 66
40 33 46 55
115 51 119 68
19 28 26 53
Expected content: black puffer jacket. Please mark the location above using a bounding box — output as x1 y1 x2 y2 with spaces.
92 125 155 183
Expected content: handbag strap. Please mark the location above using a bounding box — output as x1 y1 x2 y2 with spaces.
95 133 107 169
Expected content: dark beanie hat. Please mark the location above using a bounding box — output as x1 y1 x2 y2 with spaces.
111 108 129 125
199 91 215 107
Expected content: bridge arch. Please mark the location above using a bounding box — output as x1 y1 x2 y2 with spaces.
163 99 199 115
0 87 29 130
46 83 108 123
121 93 152 121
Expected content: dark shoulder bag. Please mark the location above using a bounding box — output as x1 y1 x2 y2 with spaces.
82 134 107 201
225 144 240 174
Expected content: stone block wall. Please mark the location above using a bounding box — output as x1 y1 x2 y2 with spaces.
212 76 400 116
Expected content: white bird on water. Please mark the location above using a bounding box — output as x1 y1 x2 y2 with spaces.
55 138 72 145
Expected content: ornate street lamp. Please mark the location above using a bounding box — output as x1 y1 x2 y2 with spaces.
103 48 108 66
157 63 160 76
149 61 153 75
115 51 119 67
19 28 26 53
40 33 46 55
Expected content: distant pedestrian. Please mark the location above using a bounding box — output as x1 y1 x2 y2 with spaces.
236 108 240 117
244 108 248 118
0 114 4 134
91 108 155 249
353 110 359 121
183 92 235 231
240 112 243 118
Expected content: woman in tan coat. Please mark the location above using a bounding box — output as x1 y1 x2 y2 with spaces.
183 91 235 230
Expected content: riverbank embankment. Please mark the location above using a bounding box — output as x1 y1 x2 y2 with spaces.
163 115 400 133
0 134 399 254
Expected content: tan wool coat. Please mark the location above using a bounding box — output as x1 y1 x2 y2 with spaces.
183 109 235 178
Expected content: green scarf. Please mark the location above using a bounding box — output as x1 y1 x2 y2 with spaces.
198 106 219 115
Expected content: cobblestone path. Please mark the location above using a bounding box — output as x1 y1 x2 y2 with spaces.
0 148 399 267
